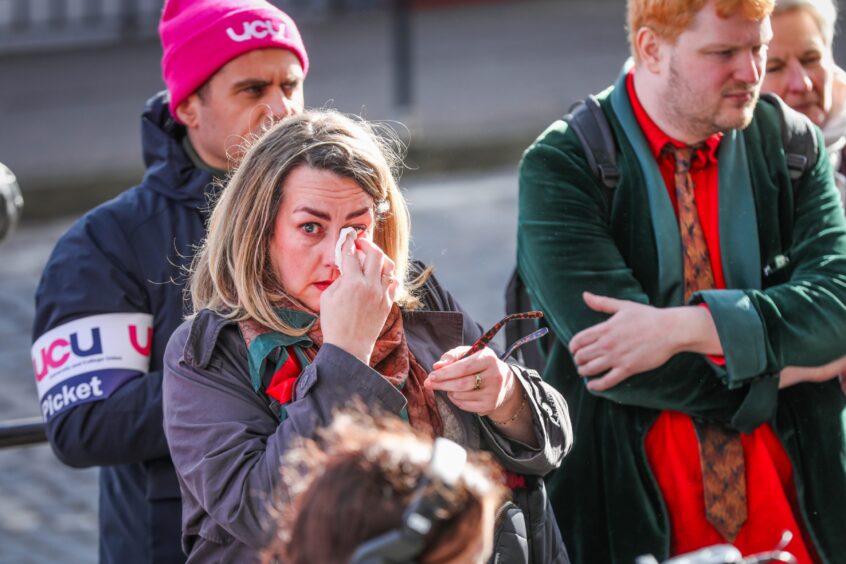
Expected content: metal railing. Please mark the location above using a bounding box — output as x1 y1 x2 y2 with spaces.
0 417 47 449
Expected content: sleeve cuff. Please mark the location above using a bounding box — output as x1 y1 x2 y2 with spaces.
477 365 553 476
694 289 767 388
697 304 726 366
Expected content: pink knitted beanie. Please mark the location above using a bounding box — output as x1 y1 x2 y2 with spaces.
160 0 309 121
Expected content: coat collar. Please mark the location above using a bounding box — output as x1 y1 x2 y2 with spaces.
608 71 762 303
402 309 465 370
186 306 465 374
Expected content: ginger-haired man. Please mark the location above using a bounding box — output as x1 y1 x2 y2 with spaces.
518 0 846 561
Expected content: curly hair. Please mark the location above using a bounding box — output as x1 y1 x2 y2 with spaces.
263 408 509 564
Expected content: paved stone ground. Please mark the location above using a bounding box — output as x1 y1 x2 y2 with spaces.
0 217 101 563
0 167 519 562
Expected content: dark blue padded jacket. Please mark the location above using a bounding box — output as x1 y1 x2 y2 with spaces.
32 92 216 564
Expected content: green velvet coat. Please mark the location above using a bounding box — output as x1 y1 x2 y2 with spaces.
517 73 846 564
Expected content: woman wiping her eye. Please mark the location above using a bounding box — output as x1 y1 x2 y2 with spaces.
161 109 572 563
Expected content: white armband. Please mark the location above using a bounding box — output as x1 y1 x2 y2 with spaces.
31 313 154 420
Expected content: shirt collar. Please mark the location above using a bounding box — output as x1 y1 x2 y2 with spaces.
625 71 722 167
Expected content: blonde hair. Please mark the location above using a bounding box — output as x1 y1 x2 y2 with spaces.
628 0 775 63
773 0 838 46
190 109 421 335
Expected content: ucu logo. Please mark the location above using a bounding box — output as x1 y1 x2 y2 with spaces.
226 20 286 43
33 325 152 382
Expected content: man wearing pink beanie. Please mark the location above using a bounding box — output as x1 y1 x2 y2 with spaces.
31 1 309 563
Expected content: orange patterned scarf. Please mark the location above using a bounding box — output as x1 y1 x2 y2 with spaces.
239 302 442 437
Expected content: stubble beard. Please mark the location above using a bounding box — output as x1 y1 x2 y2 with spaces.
664 56 758 140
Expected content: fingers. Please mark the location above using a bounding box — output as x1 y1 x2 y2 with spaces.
569 321 605 354
575 352 612 377
428 373 481 393
357 237 385 281
585 367 628 392
428 348 492 385
582 292 624 315
432 346 470 370
339 235 363 278
355 238 397 298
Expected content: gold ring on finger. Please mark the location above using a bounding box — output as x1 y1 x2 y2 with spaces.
473 372 482 391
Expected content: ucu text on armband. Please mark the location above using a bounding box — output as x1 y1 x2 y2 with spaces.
226 20 288 43
32 313 154 421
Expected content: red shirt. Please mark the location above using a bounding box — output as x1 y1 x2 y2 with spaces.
626 72 816 562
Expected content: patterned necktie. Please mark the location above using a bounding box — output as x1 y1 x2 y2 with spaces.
665 143 748 542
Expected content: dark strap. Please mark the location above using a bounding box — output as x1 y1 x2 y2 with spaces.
504 96 618 371
564 94 620 189
759 92 818 180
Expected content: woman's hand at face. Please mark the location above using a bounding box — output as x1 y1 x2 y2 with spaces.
425 346 522 420
320 236 398 365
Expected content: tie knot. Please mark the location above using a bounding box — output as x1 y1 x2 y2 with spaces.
663 143 705 174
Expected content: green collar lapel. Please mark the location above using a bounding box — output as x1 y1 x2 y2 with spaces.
716 130 762 290
610 73 684 306
609 72 762 302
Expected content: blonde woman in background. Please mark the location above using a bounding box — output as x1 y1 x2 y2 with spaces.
764 0 846 203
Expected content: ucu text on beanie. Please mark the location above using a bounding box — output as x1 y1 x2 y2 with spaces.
159 0 309 122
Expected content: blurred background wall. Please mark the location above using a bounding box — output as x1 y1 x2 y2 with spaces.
0 0 632 219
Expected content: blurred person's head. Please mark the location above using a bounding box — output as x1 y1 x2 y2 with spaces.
159 0 309 169
263 409 509 564
627 0 774 143
0 163 23 244
190 109 420 334
762 0 838 126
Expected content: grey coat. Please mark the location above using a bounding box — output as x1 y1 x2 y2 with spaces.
162 271 572 563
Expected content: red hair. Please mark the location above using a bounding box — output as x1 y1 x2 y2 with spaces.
628 0 774 62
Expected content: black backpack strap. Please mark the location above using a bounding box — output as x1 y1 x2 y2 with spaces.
759 92 818 180
564 94 620 189
505 96 620 371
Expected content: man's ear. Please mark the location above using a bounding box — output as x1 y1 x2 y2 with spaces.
175 93 201 128
635 27 664 73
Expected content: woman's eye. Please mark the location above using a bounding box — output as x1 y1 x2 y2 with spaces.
353 225 368 233
301 223 320 235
